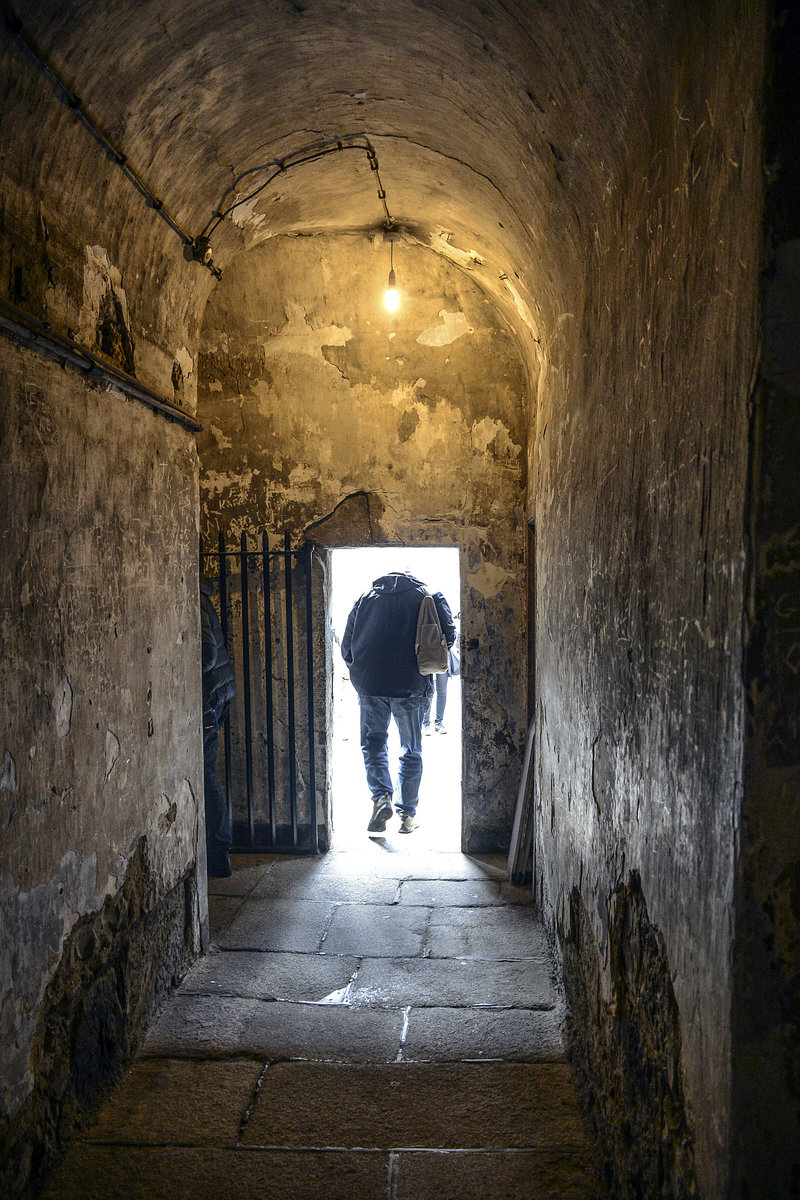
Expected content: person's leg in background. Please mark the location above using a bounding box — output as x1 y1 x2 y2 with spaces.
434 671 449 732
203 705 233 877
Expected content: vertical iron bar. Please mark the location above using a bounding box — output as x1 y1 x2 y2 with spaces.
262 530 277 847
284 532 298 847
305 542 318 853
218 531 233 825
240 532 255 846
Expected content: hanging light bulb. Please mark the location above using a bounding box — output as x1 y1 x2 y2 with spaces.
384 238 400 312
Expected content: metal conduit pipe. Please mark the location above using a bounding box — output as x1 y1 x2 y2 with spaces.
0 298 202 433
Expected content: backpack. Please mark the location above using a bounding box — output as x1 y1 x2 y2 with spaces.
415 593 449 674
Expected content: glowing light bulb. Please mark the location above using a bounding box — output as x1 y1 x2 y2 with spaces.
384 267 399 313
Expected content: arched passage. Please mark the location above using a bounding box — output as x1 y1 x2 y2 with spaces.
1 3 794 1198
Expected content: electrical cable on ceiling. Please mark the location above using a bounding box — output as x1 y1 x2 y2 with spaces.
1 3 222 278
2 6 395 279
199 133 394 241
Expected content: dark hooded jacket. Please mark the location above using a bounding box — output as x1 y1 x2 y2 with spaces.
341 571 455 698
200 576 236 725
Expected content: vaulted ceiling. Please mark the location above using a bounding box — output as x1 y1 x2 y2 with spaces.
14 0 670 354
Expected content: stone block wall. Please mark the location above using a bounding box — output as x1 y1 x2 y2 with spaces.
530 4 765 1196
733 8 800 1193
0 346 203 1197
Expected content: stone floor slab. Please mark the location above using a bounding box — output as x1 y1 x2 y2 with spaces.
322 902 430 957
399 878 503 906
313 849 503 882
351 955 557 1008
242 1061 591 1150
145 994 405 1061
83 1058 260 1144
428 905 553 959
253 871 400 904
208 855 277 895
403 1006 565 1062
208 894 246 937
144 994 266 1057
395 1149 600 1199
40 1146 390 1200
179 949 360 1001
217 898 335 951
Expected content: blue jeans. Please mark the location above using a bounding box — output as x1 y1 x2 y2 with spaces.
424 672 448 726
359 694 427 815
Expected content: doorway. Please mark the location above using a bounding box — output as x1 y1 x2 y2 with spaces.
330 546 461 849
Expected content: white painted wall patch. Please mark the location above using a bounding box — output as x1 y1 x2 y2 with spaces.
416 310 472 347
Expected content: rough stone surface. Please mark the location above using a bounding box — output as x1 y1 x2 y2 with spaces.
252 870 400 904
37 847 596 1197
427 906 552 961
206 895 246 935
86 1057 261 1145
403 1007 564 1063
527 6 766 1196
0 841 198 1199
40 1147 389 1200
242 1061 589 1150
320 902 430 958
563 879 698 1199
395 1150 599 1200
217 899 335 952
144 994 406 1063
733 12 800 1192
206 856 278 897
398 878 505 906
351 956 556 1010
179 949 360 1002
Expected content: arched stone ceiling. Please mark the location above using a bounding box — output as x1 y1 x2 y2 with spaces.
15 0 669 362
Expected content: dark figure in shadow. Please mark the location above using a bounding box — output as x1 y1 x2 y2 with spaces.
200 576 236 877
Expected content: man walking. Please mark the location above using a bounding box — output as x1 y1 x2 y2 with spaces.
341 570 456 834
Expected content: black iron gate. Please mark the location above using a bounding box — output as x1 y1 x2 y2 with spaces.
201 531 319 853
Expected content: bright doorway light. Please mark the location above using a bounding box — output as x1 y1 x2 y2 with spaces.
330 546 461 849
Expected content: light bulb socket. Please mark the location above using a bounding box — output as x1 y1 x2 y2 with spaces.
387 268 396 287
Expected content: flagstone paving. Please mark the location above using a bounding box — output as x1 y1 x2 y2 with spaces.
40 844 600 1199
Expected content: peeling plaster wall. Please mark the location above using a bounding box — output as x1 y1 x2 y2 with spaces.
0 31 210 410
529 6 764 1198
198 234 528 850
0 345 203 1192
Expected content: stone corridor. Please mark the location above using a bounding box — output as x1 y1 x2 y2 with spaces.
40 844 598 1199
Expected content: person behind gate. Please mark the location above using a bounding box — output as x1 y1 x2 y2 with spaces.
341 570 456 835
200 575 236 877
